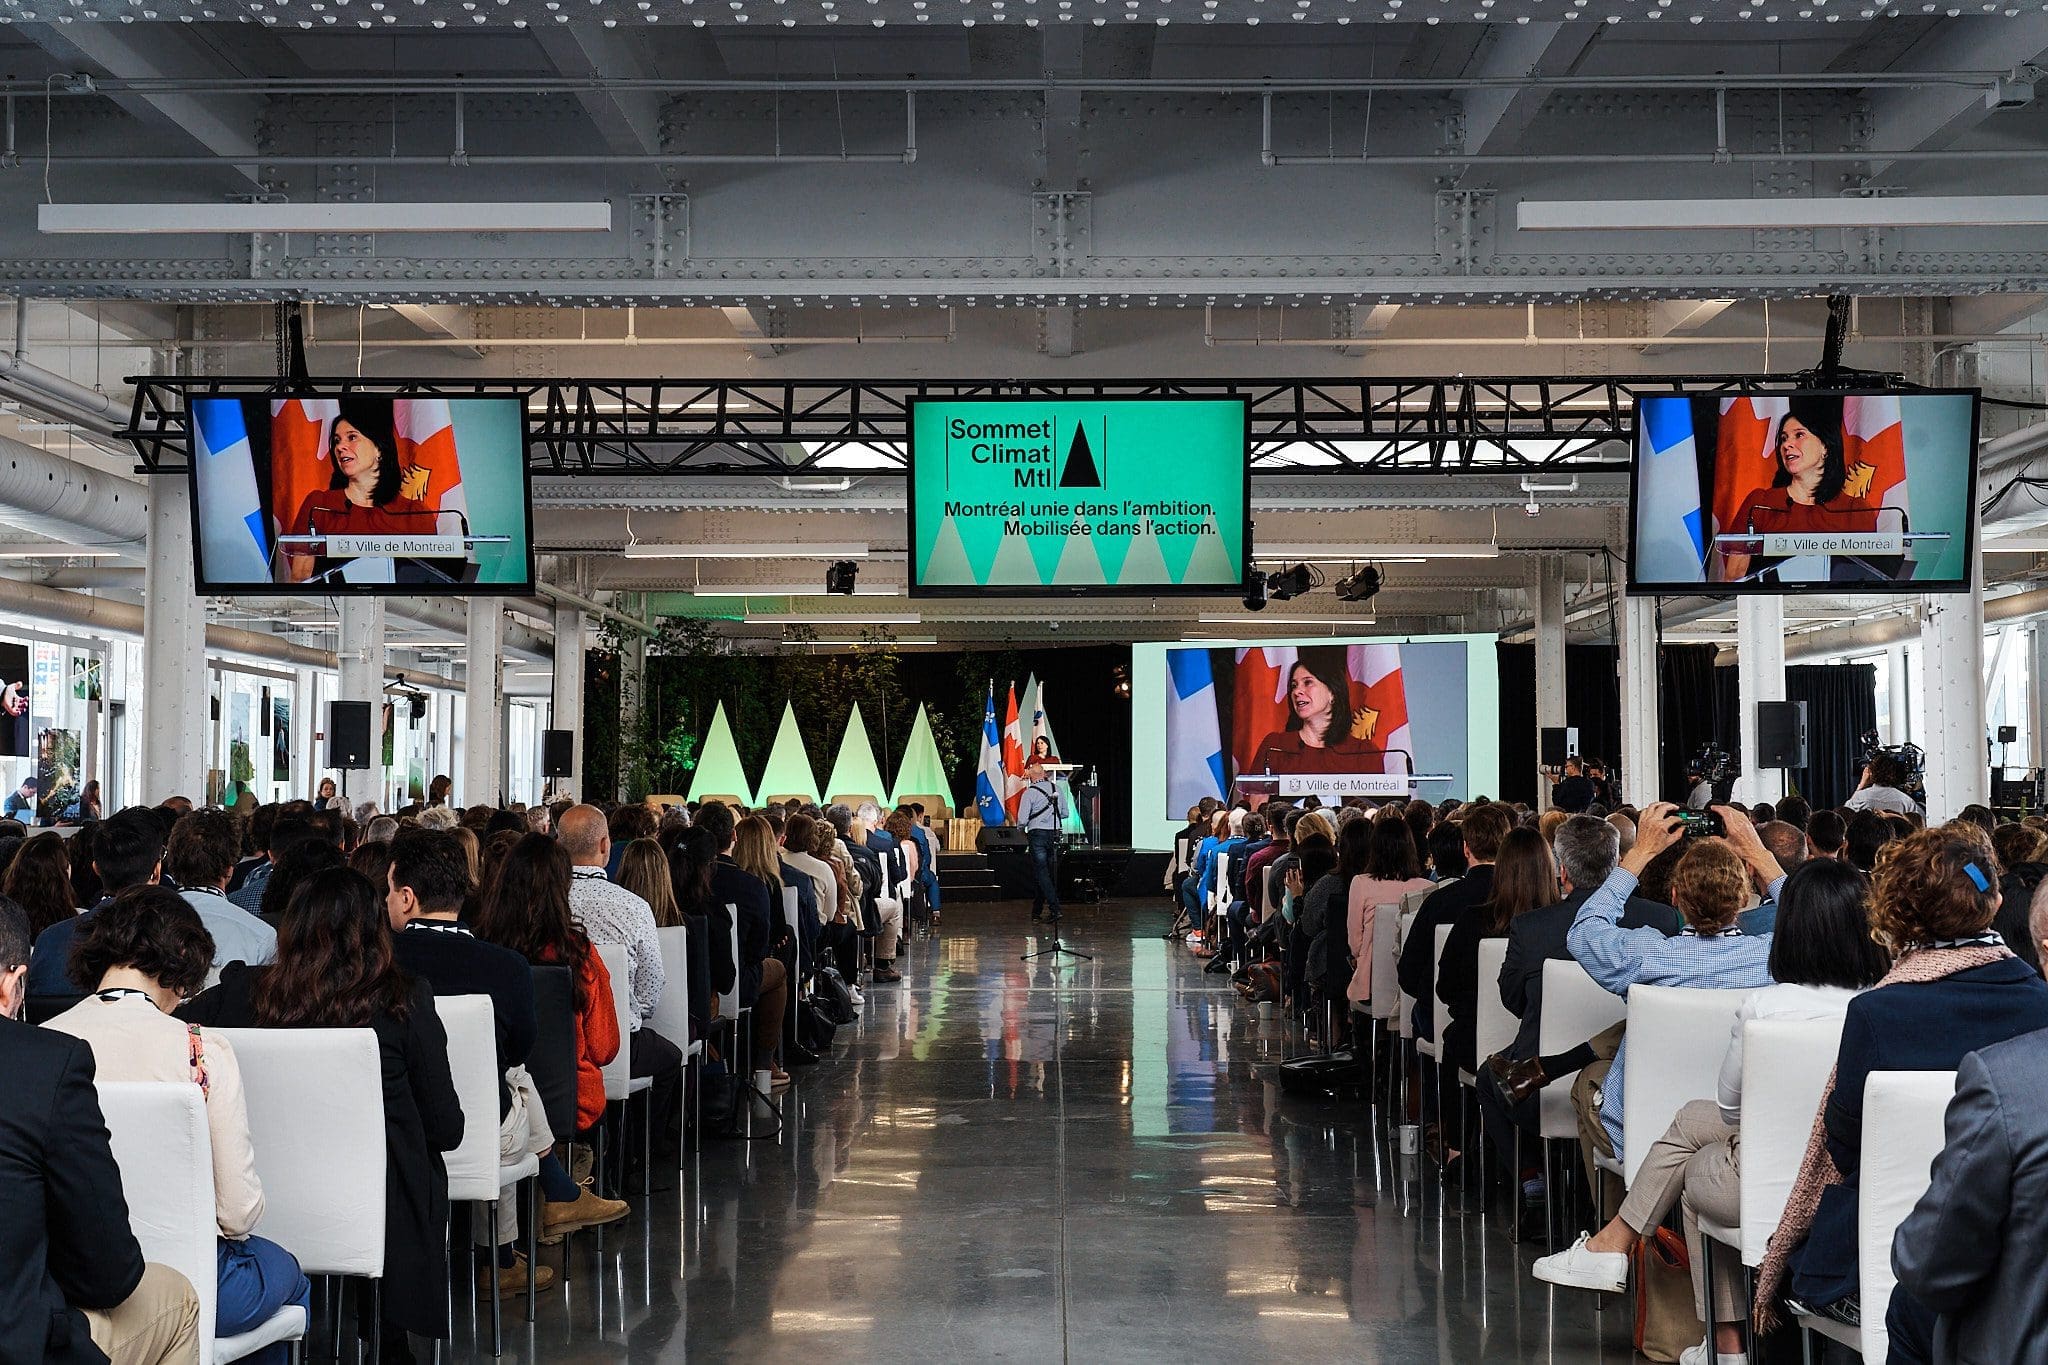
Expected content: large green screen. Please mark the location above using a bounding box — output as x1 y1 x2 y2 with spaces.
908 397 1248 595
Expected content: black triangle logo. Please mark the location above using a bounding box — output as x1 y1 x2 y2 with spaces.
1059 421 1101 488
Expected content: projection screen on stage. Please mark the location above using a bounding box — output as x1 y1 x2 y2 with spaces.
1129 635 1500 850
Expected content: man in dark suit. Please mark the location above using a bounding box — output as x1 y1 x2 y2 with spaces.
1475 814 1680 1232
1397 803 1513 1040
1891 1023 2048 1365
0 895 201 1365
26 808 165 1021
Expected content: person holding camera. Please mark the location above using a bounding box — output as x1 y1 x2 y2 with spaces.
1846 751 1923 817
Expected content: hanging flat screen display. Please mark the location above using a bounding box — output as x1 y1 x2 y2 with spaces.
908 397 1249 595
187 393 534 593
1628 389 1979 594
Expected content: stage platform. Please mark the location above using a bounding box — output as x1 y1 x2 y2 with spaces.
940 846 1170 903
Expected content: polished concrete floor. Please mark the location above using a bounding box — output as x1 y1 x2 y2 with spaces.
454 899 1641 1363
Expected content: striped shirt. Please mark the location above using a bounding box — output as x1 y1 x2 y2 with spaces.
1567 866 1780 1151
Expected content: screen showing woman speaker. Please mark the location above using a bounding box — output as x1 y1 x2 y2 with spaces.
1629 389 1979 592
186 393 534 592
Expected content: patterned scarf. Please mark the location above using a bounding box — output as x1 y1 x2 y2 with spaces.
1752 943 2012 1332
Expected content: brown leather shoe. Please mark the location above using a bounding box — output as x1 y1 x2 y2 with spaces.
539 1185 630 1244
1486 1052 1549 1107
477 1252 554 1300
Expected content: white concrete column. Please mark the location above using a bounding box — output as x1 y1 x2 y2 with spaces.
338 598 386 805
1533 558 1568 794
1735 595 1787 805
2031 625 2048 772
1922 593 1987 818
291 666 316 799
1617 594 1661 807
141 478 209 804
616 596 646 802
463 603 506 805
551 604 585 798
1886 641 1911 745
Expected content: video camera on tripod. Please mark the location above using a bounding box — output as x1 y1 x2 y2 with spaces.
1858 730 1926 797
1687 742 1739 807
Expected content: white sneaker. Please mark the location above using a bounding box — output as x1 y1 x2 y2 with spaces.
1531 1233 1629 1294
1678 1342 1747 1365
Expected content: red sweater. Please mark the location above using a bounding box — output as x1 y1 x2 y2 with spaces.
544 944 621 1132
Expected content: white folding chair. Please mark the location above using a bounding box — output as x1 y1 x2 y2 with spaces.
218 1028 386 1360
438 995 540 1353
1853 1070 1957 1365
595 941 654 1202
651 925 705 1153
1536 959 1629 1241
716 906 751 1080
97 1081 308 1365
782 883 804 1041
1620 985 1755 1188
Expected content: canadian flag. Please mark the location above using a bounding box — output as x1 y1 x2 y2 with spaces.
393 398 466 522
1001 683 1027 820
268 397 339 537
1840 394 1908 532
1353 644 1412 774
1711 394 1790 540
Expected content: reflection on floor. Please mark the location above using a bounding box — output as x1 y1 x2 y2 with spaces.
451 899 1639 1363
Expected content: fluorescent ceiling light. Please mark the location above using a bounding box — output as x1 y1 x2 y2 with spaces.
621 542 869 560
685 584 900 597
0 547 124 559
1197 615 1381 626
780 636 938 647
1518 195 2048 232
40 201 613 235
389 640 468 650
1253 543 1498 561
747 612 920 625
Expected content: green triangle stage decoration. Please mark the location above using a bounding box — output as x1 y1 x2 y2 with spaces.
824 701 889 805
1178 513 1240 588
754 700 821 804
685 700 753 805
890 704 953 811
1117 519 1172 586
1052 518 1108 584
921 510 975 587
988 525 1040 589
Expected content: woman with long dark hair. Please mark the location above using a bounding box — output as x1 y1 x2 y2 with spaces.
3 832 75 937
180 866 462 1362
1246 648 1389 776
472 834 630 1242
1344 816 1435 1006
665 825 726 1037
1438 827 1558 1076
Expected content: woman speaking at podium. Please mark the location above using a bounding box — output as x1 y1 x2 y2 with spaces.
1248 651 1389 776
284 400 434 583
1715 397 1884 584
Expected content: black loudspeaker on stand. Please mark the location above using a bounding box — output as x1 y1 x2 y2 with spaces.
541 729 575 779
1756 700 1808 769
326 701 373 770
1539 726 1580 767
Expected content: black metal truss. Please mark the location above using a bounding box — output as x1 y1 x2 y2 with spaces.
122 373 1903 475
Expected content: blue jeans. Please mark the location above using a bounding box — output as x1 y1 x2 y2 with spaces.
1027 829 1061 918
218 1234 311 1364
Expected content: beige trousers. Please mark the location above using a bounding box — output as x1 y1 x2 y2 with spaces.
1612 1098 1747 1325
84 1263 200 1365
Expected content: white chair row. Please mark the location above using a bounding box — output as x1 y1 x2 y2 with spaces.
440 995 541 1356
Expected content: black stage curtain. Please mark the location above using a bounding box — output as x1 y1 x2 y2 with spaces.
1495 644 1624 805
1708 663 1878 812
1660 645 1724 805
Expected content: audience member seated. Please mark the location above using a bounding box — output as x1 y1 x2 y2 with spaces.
1277 820 1337 1008
1890 878 2048 1364
1804 809 1847 862
254 835 342 928
1479 815 1678 1232
1558 803 1780 1215
167 809 277 974
1398 803 1514 1045
382 828 565 1296
6 831 76 937
46 886 311 1362
1439 826 1559 1081
0 893 203 1365
1531 859 1887 1364
472 833 630 1242
558 804 684 1167
668 827 733 1032
1845 754 1923 816
1756 826 2048 1338
1843 809 1896 872
29 808 166 1019
1737 820 1808 937
181 867 463 1364
840 807 901 976
762 810 824 971
733 812 805 1076
1343 816 1435 1008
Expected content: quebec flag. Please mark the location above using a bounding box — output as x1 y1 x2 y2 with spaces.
1166 649 1228 813
975 681 1007 826
192 399 271 584
1635 395 1707 584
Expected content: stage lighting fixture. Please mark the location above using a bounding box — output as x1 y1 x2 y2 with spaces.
825 560 859 595
1335 565 1382 604
1266 563 1318 601
1241 572 1269 612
